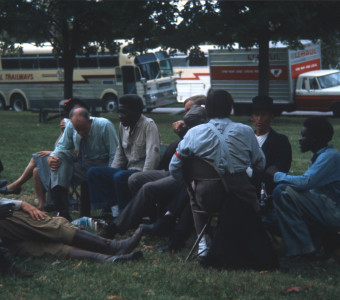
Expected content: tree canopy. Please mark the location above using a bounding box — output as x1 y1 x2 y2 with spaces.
0 0 178 98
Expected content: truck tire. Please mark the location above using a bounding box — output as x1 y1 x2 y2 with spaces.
333 104 340 118
11 94 27 112
0 95 5 111
103 94 117 113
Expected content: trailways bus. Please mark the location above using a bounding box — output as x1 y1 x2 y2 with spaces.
0 43 177 112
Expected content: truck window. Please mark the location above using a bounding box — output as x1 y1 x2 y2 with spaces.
309 78 319 89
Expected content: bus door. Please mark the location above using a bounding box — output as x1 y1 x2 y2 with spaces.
121 65 140 95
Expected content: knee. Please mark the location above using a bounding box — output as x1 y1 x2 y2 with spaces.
128 172 139 189
87 167 99 179
33 167 38 177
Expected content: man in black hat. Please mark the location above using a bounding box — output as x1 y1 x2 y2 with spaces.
248 95 292 198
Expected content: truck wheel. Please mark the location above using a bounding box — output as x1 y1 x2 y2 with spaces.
11 94 27 112
103 94 117 113
333 105 340 118
0 95 5 111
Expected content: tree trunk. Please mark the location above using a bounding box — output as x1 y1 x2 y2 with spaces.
258 34 270 96
63 52 75 99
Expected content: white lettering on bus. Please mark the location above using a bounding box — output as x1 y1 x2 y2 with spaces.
4 74 34 80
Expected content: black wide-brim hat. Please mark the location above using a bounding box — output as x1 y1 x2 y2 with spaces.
251 95 274 112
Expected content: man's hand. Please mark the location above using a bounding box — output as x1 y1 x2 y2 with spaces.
48 155 61 171
265 165 279 177
36 151 52 157
172 120 187 138
21 202 47 221
60 119 66 132
0 203 15 220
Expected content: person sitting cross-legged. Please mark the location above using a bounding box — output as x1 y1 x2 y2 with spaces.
0 197 143 263
268 116 340 260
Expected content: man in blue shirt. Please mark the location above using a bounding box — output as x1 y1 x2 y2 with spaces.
169 89 265 256
268 116 340 258
48 107 118 221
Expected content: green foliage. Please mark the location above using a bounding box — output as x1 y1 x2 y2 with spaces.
0 110 339 299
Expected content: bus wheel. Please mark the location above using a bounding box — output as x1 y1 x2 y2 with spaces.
0 95 5 111
332 104 340 118
103 94 117 113
11 94 27 112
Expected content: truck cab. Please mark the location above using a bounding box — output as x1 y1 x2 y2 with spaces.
295 70 340 116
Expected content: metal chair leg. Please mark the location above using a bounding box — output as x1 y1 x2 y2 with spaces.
185 216 212 261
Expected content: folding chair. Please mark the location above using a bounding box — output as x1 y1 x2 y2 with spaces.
182 157 229 261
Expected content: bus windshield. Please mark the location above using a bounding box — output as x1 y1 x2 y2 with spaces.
135 52 173 80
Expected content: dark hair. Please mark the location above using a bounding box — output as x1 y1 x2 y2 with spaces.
119 94 144 114
206 89 233 118
69 107 90 120
63 98 89 114
303 116 334 145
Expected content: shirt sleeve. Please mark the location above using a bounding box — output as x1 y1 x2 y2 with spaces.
104 121 119 166
169 130 196 181
142 121 161 171
51 121 75 156
274 151 335 190
111 125 127 169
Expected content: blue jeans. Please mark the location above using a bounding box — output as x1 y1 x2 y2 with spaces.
87 167 138 211
273 184 340 256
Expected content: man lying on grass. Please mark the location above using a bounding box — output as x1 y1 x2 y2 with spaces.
0 197 143 266
267 116 340 260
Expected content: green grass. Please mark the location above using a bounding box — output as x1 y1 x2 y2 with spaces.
0 110 339 299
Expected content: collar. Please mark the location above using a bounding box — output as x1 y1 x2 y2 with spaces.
311 145 333 163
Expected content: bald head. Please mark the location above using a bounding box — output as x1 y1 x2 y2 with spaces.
70 107 92 137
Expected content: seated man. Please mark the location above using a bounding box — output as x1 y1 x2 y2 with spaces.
248 95 292 197
169 89 266 257
48 107 118 220
0 197 143 263
268 116 340 259
87 94 160 214
0 98 89 210
99 103 207 239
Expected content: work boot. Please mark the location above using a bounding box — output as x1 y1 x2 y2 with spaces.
140 215 176 236
71 226 143 255
51 185 72 221
67 248 143 263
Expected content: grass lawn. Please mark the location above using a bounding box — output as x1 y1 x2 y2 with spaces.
0 110 339 299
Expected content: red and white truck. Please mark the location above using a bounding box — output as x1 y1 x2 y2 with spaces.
209 42 340 116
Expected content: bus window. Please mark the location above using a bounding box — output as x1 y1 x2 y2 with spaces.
20 57 39 69
77 56 98 68
170 57 187 67
159 59 173 77
1 57 20 69
98 56 119 68
138 62 160 80
39 57 58 69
